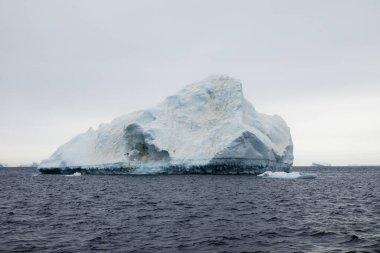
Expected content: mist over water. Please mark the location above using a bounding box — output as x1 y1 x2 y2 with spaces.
1 167 379 252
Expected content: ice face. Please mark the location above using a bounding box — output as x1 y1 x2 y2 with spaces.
39 75 294 174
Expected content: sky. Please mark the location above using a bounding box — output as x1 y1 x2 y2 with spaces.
1 0 379 166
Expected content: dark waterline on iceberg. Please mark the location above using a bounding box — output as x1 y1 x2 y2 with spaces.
37 158 292 175
1 166 379 252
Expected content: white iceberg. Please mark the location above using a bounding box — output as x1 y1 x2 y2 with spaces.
39 75 293 175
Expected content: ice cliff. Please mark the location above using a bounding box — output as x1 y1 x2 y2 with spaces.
39 75 293 174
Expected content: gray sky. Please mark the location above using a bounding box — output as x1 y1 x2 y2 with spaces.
1 0 379 166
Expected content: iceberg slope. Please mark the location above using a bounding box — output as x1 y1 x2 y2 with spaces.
39 75 293 174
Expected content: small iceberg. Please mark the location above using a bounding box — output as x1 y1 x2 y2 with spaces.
65 172 82 177
258 171 316 179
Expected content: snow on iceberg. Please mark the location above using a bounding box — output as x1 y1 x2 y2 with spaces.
38 75 293 175
258 171 316 179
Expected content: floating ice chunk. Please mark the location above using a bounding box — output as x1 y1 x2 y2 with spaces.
65 172 82 177
258 171 316 179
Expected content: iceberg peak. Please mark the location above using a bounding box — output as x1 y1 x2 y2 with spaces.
39 75 293 175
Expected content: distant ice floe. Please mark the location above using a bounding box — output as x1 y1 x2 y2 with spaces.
258 171 316 179
312 162 331 167
65 172 82 177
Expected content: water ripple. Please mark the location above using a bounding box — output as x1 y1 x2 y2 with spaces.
0 166 379 252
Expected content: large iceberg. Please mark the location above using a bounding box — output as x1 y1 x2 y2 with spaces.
39 75 293 175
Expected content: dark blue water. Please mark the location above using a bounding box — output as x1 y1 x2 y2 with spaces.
1 167 379 252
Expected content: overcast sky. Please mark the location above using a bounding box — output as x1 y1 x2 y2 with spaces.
1 0 379 166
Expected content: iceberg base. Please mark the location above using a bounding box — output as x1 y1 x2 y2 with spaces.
38 159 291 175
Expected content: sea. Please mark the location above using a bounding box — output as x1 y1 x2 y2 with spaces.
0 166 379 253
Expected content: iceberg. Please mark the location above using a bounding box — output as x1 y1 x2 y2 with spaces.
312 162 331 167
39 75 293 175
18 162 39 168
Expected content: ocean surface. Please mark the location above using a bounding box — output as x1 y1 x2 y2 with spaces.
1 166 379 253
